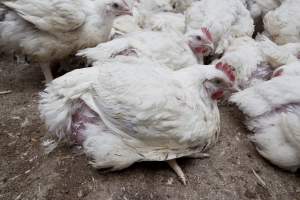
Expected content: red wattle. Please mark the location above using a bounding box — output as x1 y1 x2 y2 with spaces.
212 90 224 100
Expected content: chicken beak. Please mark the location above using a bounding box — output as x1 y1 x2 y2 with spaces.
121 9 133 16
228 84 241 92
206 42 214 53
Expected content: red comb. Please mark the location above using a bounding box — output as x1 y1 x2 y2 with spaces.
201 27 213 42
215 62 236 82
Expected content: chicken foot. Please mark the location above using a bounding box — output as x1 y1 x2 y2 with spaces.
167 159 187 185
40 63 54 84
41 60 64 83
187 152 210 159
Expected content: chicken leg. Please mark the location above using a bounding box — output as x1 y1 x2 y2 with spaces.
187 152 210 159
167 159 186 185
40 63 53 84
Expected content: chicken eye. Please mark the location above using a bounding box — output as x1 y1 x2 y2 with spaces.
196 36 202 41
112 3 120 9
214 79 222 84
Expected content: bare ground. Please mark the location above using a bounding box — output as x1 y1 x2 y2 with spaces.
0 54 300 200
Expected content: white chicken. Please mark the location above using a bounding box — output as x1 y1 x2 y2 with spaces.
185 0 254 55
39 56 237 184
213 35 300 90
78 30 201 69
213 37 272 90
0 0 132 83
263 0 300 45
230 75 300 172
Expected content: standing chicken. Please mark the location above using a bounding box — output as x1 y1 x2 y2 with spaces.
185 0 254 55
78 30 201 69
39 56 236 184
0 0 132 83
230 75 300 172
263 0 300 45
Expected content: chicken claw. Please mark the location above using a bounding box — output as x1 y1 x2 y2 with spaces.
167 159 186 185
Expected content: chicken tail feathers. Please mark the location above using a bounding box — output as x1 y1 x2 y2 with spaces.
77 38 131 63
39 84 74 141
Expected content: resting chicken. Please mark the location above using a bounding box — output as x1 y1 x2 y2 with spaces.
39 56 236 184
78 30 205 69
230 73 300 172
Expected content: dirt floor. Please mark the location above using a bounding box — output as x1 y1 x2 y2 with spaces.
0 54 299 200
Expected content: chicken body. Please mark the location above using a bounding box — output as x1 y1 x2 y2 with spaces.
78 30 198 70
264 0 300 45
230 76 300 172
39 56 235 184
0 0 131 82
185 0 254 54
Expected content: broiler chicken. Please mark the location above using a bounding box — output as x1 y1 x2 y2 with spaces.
230 75 300 172
0 0 132 83
78 30 200 69
185 0 254 55
39 56 236 184
213 36 272 90
213 35 300 90
264 0 300 45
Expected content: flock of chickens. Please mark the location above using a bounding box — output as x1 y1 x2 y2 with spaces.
1 0 300 184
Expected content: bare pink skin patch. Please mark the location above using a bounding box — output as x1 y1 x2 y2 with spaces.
71 101 99 145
